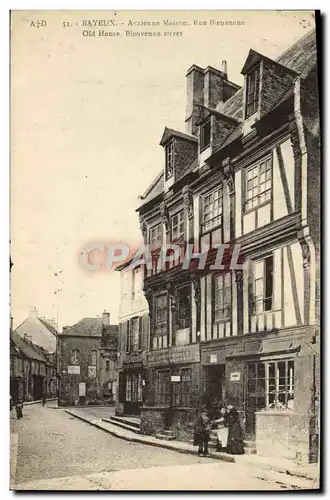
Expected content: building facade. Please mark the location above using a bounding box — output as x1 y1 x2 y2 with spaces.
116 262 149 416
136 30 319 462
57 313 118 406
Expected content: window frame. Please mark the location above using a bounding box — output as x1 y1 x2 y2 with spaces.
244 156 272 213
153 292 168 350
71 349 80 365
200 185 223 236
200 118 211 152
157 369 171 406
252 255 274 314
165 140 174 181
171 210 185 242
245 64 260 118
149 223 163 249
213 272 232 323
172 367 193 408
176 284 192 331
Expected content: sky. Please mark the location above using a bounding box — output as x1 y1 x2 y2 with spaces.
10 10 315 330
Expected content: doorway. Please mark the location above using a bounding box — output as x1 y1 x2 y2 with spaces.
205 364 225 414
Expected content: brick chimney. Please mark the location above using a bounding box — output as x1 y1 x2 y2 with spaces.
29 306 38 318
185 63 240 135
102 310 110 326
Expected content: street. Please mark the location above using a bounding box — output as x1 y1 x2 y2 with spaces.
10 403 311 491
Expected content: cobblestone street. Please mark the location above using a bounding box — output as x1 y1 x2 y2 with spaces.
10 403 314 491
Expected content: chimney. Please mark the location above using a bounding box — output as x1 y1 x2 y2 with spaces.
185 65 204 136
204 66 226 109
102 310 110 326
222 60 227 77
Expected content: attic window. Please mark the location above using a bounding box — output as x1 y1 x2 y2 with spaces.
245 65 260 118
165 141 174 180
200 118 211 151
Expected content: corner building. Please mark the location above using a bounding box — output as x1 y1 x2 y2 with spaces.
137 30 320 462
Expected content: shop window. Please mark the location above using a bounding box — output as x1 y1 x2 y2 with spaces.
157 370 171 405
245 157 272 211
214 273 231 322
253 256 273 314
245 65 260 118
247 359 294 410
153 293 168 350
177 285 191 330
172 368 192 407
125 372 142 403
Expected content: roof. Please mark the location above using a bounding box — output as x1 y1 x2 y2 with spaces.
11 331 48 363
38 318 58 337
14 315 57 353
61 317 114 337
159 127 198 146
138 29 317 208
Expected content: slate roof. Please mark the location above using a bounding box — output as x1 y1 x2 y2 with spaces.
138 29 317 208
160 127 198 146
11 331 48 363
60 317 117 337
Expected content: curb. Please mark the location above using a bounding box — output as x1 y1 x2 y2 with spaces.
65 410 235 463
23 398 57 406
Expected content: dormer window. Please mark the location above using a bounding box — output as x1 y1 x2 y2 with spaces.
245 65 260 118
165 140 174 180
200 118 211 151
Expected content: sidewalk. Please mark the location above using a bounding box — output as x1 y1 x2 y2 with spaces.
66 408 320 486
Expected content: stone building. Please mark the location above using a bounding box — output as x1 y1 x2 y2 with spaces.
14 307 58 353
57 313 118 406
136 29 319 463
10 330 57 402
116 261 149 416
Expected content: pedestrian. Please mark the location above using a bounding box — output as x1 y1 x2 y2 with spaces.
15 399 23 420
212 404 228 452
226 406 244 455
193 406 211 457
42 394 46 407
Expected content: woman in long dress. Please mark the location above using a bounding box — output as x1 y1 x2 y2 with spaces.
212 406 228 452
226 407 244 455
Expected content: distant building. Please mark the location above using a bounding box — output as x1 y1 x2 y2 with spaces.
15 307 58 353
116 262 149 416
10 329 57 402
57 313 118 406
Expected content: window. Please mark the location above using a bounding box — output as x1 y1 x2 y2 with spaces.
165 141 174 180
177 285 191 330
71 349 80 365
125 372 143 403
245 157 272 211
91 350 97 366
106 359 110 372
132 267 142 300
214 273 231 322
247 360 294 411
153 293 168 350
245 65 260 117
157 370 171 405
201 187 223 233
126 317 141 352
253 256 273 313
171 211 185 241
149 224 162 249
172 368 192 407
200 119 211 151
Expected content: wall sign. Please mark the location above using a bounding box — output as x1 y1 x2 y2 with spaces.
171 375 181 382
68 365 80 374
79 382 86 396
210 354 217 364
88 366 96 378
230 372 241 382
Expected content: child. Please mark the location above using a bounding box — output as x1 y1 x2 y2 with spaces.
15 399 23 420
194 407 211 457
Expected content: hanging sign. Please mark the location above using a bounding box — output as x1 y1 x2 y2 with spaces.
230 372 241 382
171 375 181 382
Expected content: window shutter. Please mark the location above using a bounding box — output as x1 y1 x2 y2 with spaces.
118 372 125 403
142 314 149 351
126 320 130 352
138 316 143 350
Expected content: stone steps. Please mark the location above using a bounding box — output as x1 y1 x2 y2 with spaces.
111 415 141 429
102 417 141 434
